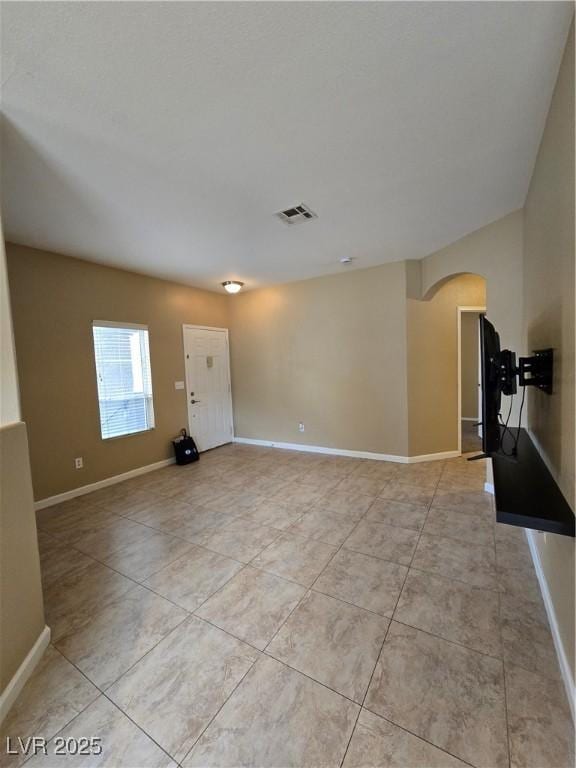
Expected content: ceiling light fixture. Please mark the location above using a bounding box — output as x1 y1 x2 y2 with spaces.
340 256 354 264
222 280 244 294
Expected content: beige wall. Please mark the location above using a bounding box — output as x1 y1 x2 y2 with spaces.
229 262 410 456
407 274 486 455
523 22 575 682
7 243 228 500
461 312 480 420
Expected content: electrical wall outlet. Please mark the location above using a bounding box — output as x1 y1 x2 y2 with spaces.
298 422 305 432
74 457 83 469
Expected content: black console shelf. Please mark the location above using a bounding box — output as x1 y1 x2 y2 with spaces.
491 428 574 537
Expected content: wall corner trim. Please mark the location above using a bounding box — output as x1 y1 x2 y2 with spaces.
233 437 459 464
34 458 175 511
0 625 50 724
525 529 575 722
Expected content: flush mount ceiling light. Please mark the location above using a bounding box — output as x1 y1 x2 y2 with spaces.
340 256 354 264
222 280 244 294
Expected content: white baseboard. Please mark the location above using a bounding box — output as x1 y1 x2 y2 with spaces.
233 437 459 464
484 482 494 494
409 449 461 463
0 626 50 724
525 529 575 721
34 458 175 511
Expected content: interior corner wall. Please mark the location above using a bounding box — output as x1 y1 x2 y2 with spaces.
228 262 410 457
6 243 229 501
407 274 486 456
1 226 20 426
522 20 575 684
0 227 45 698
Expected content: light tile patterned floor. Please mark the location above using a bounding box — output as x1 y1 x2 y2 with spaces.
2 444 573 768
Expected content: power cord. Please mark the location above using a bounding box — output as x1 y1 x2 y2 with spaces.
498 394 515 454
515 384 527 452
498 386 526 457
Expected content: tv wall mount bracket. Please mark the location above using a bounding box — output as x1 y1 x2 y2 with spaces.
499 348 554 396
518 349 554 394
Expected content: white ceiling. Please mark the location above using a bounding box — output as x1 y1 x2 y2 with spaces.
1 2 573 292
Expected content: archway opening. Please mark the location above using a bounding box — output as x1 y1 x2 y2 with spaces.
407 272 487 457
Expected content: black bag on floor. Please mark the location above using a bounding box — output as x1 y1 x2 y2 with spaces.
173 429 200 465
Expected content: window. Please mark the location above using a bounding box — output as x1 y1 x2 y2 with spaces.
92 322 155 440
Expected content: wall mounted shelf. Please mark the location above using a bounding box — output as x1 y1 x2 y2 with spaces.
492 428 574 537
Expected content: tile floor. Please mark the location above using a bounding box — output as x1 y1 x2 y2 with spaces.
1 444 573 768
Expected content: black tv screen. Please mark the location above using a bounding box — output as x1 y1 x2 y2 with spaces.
479 316 502 455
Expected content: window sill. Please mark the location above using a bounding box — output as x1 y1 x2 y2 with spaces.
101 427 155 442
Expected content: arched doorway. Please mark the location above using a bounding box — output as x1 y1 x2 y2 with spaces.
408 272 487 457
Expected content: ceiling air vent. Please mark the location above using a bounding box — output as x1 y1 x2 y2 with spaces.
276 203 317 225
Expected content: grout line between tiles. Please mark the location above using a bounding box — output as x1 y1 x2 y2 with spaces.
406 562 500 593
18 669 176 768
176 648 260 766
253 494 390 663
390 617 503 662
373 458 492 766
494 517 513 768
340 458 489 768
359 706 479 768
14 646 102 768
338 464 445 766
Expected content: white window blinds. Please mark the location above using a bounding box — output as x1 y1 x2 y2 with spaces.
92 322 155 440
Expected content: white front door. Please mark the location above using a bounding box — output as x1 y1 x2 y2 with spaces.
183 326 233 452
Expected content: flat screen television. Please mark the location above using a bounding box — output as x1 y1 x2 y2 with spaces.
479 316 554 458
479 316 502 456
